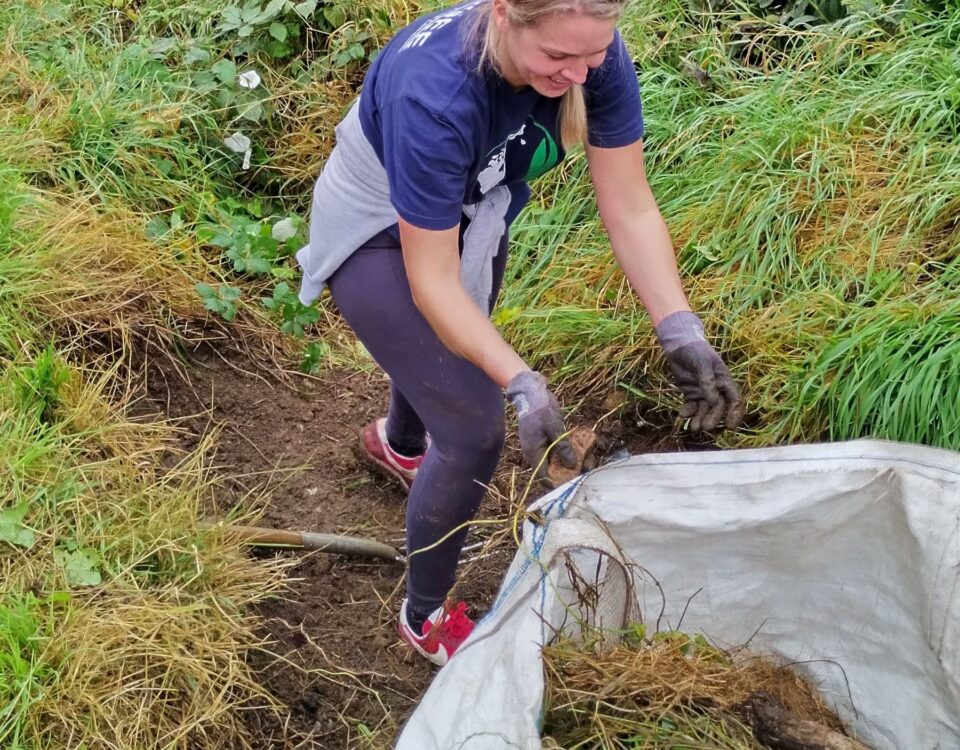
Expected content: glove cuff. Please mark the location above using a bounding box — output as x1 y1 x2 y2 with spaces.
505 370 547 417
655 311 708 354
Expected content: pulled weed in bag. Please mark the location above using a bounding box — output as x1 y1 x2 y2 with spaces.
541 627 856 750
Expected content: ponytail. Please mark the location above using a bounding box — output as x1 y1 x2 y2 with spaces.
559 84 587 149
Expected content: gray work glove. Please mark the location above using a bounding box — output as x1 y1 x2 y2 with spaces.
655 311 743 433
505 370 577 476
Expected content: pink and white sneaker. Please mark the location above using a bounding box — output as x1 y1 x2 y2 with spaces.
397 599 475 667
359 418 428 491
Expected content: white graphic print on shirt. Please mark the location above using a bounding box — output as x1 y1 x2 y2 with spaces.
478 122 528 194
400 0 481 51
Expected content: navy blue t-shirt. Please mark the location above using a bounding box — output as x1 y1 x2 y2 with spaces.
358 0 644 232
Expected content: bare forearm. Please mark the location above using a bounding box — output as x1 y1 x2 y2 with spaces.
586 140 692 326
413 283 528 388
398 219 528 387
605 207 691 326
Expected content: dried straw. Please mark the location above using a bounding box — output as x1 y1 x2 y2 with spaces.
542 630 845 749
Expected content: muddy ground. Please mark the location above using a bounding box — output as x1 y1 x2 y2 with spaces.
136 341 708 748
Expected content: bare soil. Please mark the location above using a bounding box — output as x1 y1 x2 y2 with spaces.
135 341 706 748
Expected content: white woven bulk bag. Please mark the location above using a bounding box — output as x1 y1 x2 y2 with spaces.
396 439 960 750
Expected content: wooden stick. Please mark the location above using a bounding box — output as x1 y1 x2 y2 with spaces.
201 523 402 562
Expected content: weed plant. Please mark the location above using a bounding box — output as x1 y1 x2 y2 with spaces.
0 171 290 746
2 0 960 746
541 627 848 749
505 2 960 448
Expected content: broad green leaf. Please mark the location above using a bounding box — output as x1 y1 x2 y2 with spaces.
221 6 242 26
239 101 264 122
54 548 102 587
0 504 36 549
323 3 346 26
147 37 177 59
241 0 264 23
184 46 211 64
211 58 237 84
145 216 169 241
247 255 273 274
263 0 286 19
268 21 287 41
293 0 317 19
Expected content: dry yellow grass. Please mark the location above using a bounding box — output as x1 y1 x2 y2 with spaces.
543 631 846 749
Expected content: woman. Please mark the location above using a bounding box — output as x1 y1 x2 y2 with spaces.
296 0 742 666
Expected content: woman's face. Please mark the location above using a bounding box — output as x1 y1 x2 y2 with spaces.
493 2 617 97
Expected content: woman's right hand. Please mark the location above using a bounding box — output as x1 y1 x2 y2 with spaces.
505 370 576 477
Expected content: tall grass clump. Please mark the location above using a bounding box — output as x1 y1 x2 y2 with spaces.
0 346 290 748
504 3 960 449
0 155 295 746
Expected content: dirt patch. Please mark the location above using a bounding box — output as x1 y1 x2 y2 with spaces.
134 342 702 748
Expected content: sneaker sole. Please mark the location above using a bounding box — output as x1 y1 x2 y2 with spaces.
397 623 448 667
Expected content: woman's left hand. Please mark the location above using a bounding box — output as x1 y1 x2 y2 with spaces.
655 311 743 433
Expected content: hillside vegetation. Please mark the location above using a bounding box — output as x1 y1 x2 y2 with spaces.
2 0 957 746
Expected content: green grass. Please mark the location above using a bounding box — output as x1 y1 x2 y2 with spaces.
505 3 960 448
0 594 58 750
2 0 960 746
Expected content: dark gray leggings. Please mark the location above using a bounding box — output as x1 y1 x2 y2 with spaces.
328 230 508 617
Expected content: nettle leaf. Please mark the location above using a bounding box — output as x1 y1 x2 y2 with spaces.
0 504 36 549
238 100 264 122
271 265 296 280
323 4 346 26
148 37 178 59
146 215 170 241
300 341 328 373
221 6 242 27
54 547 102 587
247 254 273 274
184 46 211 65
191 69 219 92
196 284 241 320
263 0 287 19
211 58 238 84
262 38 293 58
241 0 265 23
216 87 238 109
273 281 293 301
294 0 318 19
228 245 272 274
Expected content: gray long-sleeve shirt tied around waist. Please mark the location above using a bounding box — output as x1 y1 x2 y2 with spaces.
295 101 510 311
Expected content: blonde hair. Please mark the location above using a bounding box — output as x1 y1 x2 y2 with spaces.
463 0 628 148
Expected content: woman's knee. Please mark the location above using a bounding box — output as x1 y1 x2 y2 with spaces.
428 390 505 457
470 405 506 456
